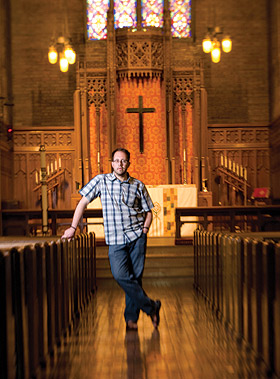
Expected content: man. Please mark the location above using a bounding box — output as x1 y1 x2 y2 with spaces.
62 148 161 331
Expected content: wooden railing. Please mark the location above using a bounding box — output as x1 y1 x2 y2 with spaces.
0 209 103 236
176 205 280 238
193 229 280 377
1 206 280 239
0 233 96 378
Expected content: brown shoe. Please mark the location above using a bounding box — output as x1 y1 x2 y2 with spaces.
126 320 138 331
150 300 161 329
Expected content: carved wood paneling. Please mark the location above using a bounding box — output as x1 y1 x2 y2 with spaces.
87 78 107 109
13 129 75 209
209 125 270 205
115 29 163 78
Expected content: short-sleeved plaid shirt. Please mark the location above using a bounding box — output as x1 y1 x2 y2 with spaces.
79 173 154 245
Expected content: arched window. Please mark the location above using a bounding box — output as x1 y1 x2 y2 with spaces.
141 0 164 28
170 0 192 38
114 0 137 29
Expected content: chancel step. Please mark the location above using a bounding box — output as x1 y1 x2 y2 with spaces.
96 245 194 278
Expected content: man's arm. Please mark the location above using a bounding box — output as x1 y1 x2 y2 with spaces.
62 196 89 239
143 210 153 234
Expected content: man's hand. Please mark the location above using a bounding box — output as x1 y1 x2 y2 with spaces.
61 227 76 240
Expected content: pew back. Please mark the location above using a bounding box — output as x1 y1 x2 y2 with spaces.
194 229 279 377
0 232 96 379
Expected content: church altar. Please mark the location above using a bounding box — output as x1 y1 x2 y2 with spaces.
87 185 197 241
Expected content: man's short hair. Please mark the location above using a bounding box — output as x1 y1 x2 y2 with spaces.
112 148 130 161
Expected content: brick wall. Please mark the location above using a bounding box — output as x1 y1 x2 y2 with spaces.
10 0 84 127
195 0 270 124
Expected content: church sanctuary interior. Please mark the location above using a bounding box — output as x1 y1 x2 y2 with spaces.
1 0 280 378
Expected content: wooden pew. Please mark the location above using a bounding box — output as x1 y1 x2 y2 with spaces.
193 229 279 376
0 251 16 379
275 243 280 377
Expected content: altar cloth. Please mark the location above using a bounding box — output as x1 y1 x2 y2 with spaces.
87 184 197 239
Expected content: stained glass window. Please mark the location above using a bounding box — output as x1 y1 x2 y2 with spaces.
141 0 164 28
170 0 191 38
114 0 137 29
87 0 109 40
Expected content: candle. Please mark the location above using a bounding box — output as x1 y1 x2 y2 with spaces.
232 161 235 173
59 157 61 169
221 155 224 166
236 163 239 176
183 149 186 162
229 159 232 170
97 151 100 164
50 162 53 173
55 160 57 171
225 156 228 168
35 171 39 184
47 165 50 176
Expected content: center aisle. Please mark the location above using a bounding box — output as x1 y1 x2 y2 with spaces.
41 278 268 378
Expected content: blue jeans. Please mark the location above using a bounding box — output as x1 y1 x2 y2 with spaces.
108 233 155 323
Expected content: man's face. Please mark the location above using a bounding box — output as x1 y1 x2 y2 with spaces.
111 151 130 177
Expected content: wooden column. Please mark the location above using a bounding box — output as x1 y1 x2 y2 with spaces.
73 90 83 188
81 90 90 185
163 0 174 183
182 106 187 183
107 2 116 170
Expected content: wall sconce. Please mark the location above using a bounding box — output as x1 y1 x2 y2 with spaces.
202 26 232 63
48 36 76 72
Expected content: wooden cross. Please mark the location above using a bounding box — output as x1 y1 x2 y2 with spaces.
126 96 155 153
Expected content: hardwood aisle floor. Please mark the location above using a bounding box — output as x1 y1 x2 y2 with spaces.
42 278 269 379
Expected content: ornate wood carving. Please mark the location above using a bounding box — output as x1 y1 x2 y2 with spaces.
13 128 75 209
173 77 194 108
116 29 163 78
209 125 270 205
87 78 107 110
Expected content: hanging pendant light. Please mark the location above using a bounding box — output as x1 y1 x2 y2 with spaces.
48 45 58 64
202 34 212 53
202 27 232 62
211 39 221 63
64 45 76 64
59 53 69 72
222 36 232 53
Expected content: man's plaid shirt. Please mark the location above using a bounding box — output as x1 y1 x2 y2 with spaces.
79 173 154 245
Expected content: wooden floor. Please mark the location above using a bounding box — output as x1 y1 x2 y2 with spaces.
40 277 270 379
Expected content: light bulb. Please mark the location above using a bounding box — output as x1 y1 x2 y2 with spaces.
59 54 69 72
222 36 232 53
64 45 76 64
48 46 58 64
202 35 212 53
211 40 221 63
